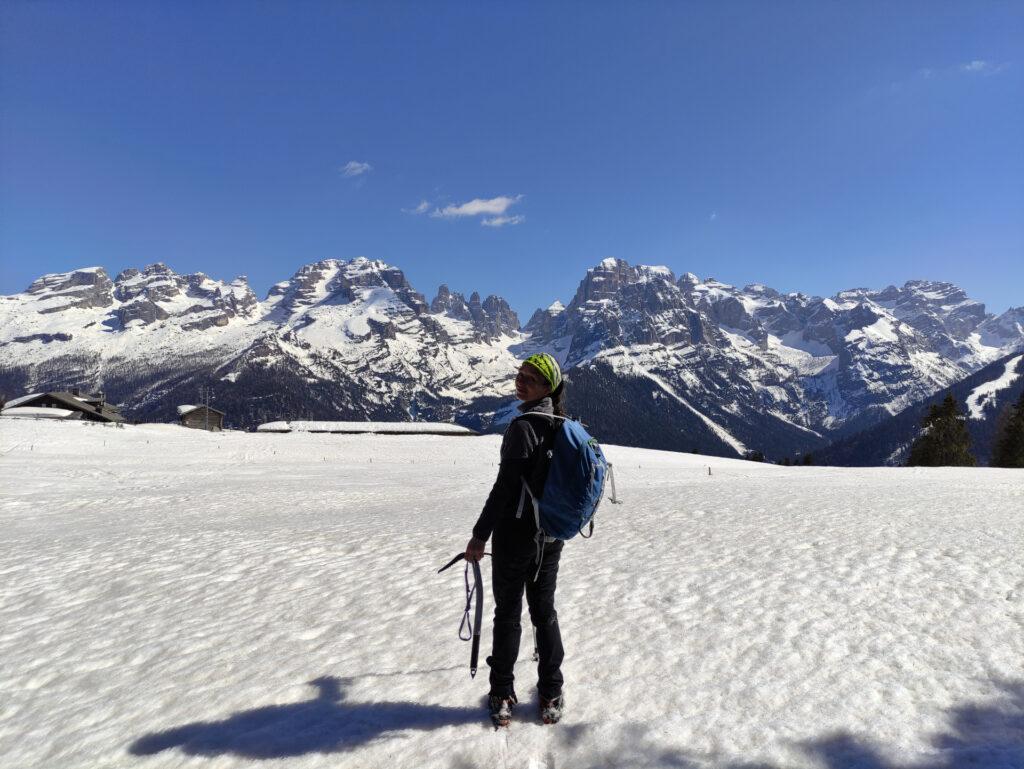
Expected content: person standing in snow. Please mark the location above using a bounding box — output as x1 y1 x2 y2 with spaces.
465 352 567 728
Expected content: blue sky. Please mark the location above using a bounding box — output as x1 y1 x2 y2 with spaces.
1 1 1022 317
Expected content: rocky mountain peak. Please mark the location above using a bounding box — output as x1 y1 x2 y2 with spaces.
264 258 426 319
549 259 707 362
743 283 781 299
429 284 518 339
103 263 261 328
978 306 1024 347
523 300 567 340
26 267 114 314
570 258 638 306
430 284 467 317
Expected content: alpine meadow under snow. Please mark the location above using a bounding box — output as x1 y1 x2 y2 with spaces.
2 420 1022 768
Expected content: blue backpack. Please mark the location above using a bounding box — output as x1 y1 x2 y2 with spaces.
514 413 610 542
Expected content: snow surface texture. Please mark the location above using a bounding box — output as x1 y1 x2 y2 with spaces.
1 421 1022 769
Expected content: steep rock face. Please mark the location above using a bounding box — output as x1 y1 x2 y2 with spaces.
542 259 706 362
27 268 114 314
117 298 171 327
834 281 990 366
523 301 565 341
105 263 260 330
477 294 519 338
979 306 1024 348
264 258 426 320
430 285 519 340
430 284 470 318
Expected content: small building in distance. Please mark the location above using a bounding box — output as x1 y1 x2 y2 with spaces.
178 404 225 432
2 390 125 423
256 420 477 436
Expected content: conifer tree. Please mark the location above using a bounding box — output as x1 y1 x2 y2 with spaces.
991 388 1024 468
907 393 976 467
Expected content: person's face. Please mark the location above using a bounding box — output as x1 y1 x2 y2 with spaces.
515 364 551 402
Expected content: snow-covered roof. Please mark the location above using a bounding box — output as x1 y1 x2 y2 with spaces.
0 406 81 420
4 393 43 408
256 421 477 435
177 404 225 417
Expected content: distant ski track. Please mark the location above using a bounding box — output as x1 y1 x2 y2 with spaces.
966 354 1023 419
0 421 1022 768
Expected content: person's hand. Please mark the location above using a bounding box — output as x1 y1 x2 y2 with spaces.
465 536 486 562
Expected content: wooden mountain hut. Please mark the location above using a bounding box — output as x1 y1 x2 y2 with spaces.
2 391 124 423
177 404 225 432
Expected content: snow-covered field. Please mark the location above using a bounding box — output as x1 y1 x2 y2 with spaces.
1 420 1022 769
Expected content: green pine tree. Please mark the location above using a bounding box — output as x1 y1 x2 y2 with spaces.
991 389 1024 468
907 393 976 467
802 453 814 466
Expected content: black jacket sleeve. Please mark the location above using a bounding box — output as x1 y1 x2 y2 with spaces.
471 419 540 542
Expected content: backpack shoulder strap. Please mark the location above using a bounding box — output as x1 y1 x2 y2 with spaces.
513 411 564 448
512 412 563 522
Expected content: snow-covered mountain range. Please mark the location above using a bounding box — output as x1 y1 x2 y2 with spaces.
1 257 1022 458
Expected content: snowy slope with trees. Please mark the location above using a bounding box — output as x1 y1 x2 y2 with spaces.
2 421 1022 768
819 352 1024 467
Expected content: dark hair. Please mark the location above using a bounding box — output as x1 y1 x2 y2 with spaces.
550 381 567 417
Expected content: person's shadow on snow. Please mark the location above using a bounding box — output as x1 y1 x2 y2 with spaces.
129 676 482 759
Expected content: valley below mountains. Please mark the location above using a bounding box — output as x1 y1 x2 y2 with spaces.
2 257 1022 463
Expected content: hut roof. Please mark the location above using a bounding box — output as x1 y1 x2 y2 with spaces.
0 406 81 420
178 404 225 416
8 392 125 422
5 393 43 408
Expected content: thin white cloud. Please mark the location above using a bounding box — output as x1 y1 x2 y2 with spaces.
869 60 1011 98
481 215 525 228
709 212 718 222
402 200 430 215
341 161 373 177
960 60 1007 75
431 195 523 219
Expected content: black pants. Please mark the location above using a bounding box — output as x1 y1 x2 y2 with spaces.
487 535 564 701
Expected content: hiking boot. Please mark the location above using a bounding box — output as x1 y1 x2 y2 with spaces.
488 692 517 728
539 693 564 724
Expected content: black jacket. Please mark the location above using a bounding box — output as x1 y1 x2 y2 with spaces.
472 397 555 543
